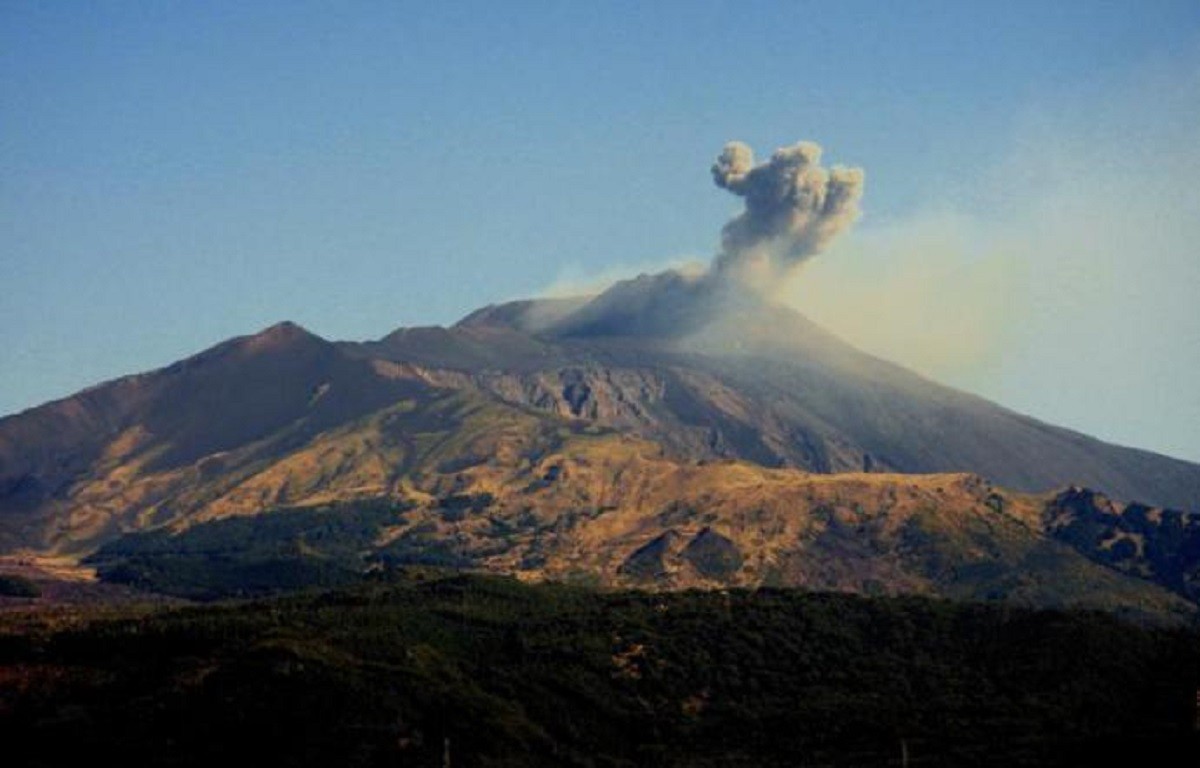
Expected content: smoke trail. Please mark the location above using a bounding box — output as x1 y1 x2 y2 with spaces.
711 140 864 291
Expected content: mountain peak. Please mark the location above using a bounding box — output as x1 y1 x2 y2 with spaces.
241 321 325 353
544 270 724 339
256 319 314 339
454 297 589 332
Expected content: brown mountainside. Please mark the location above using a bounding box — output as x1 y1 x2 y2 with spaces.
50 386 1200 621
1 294 1200 619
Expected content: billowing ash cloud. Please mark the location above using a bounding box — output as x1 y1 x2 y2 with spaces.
535 137 866 339
710 140 864 289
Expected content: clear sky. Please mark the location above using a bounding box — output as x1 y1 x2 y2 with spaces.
3 2 1199 461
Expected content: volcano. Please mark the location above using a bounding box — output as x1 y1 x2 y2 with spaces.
4 277 1200 617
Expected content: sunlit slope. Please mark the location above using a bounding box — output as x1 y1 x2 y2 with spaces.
31 377 1191 620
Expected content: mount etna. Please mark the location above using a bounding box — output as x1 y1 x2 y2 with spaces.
2 275 1199 621
4 140 1200 622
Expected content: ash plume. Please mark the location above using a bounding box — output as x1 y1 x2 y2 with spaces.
710 140 864 291
538 137 865 338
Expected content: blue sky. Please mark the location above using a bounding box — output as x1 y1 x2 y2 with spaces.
3 2 1199 460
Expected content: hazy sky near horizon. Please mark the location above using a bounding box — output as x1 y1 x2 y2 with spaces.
3 2 1199 461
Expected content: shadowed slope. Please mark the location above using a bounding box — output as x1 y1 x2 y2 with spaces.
0 322 435 551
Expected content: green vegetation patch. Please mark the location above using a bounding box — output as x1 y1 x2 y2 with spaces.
0 573 40 598
1 576 1198 766
86 498 411 599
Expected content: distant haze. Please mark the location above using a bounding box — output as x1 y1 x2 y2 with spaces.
790 53 1200 462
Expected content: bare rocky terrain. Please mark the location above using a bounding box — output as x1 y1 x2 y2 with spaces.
2 286 1199 619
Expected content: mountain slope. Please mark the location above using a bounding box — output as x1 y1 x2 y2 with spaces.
23 384 1189 622
347 291 1200 511
79 410 1198 622
0 322 434 551
2 289 1200 610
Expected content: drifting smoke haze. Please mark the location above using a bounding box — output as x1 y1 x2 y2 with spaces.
791 52 1200 461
